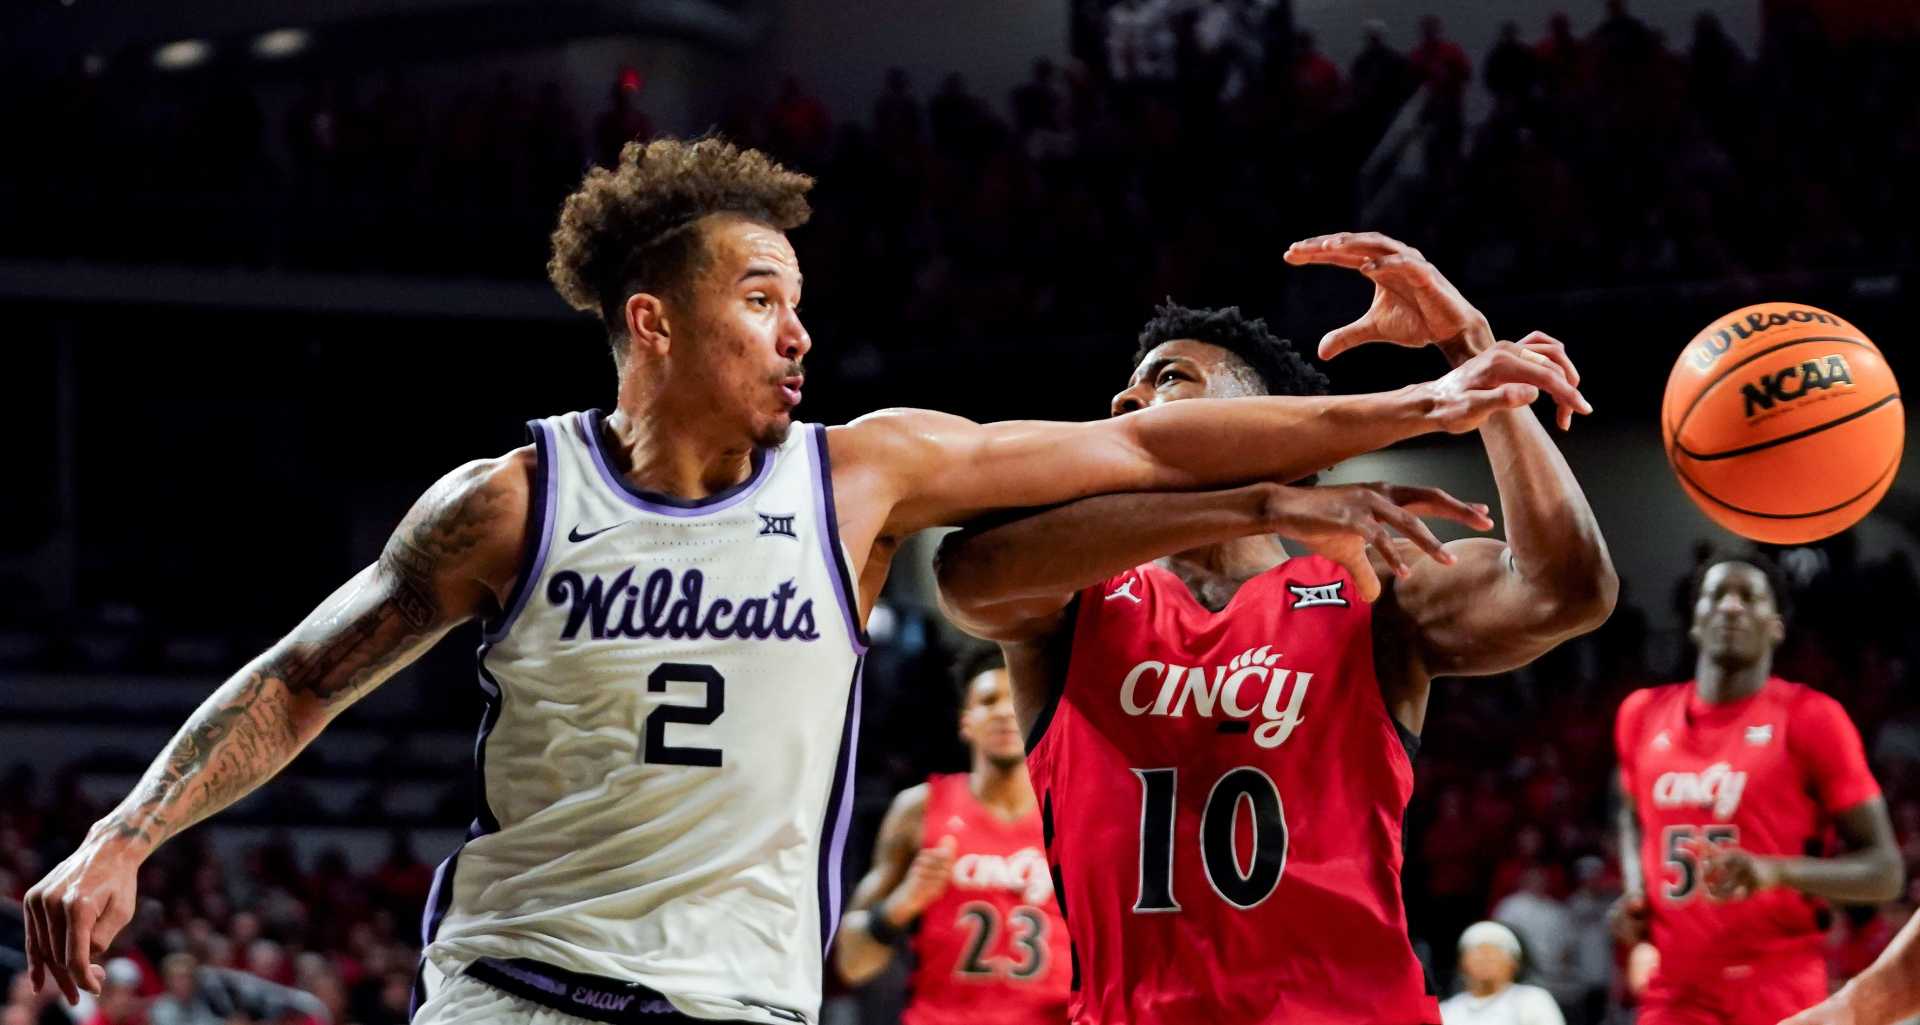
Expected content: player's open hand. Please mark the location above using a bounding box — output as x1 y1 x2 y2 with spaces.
1608 891 1649 946
23 833 140 1003
1283 232 1492 359
1698 843 1782 901
1258 482 1492 601
883 834 957 924
1422 334 1592 434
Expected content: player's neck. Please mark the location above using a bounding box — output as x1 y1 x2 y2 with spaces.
1467 979 1506 998
603 402 757 500
1161 536 1291 611
969 760 1036 819
1692 658 1771 704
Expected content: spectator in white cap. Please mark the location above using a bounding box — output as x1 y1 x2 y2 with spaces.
1439 921 1566 1025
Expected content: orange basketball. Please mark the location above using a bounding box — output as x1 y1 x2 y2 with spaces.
1663 302 1903 544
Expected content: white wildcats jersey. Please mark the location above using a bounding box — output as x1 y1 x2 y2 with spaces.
421 410 867 1025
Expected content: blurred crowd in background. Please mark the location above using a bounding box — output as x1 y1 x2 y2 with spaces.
6 2 1920 341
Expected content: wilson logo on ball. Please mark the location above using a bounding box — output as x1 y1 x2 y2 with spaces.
1739 354 1856 419
1688 307 1843 371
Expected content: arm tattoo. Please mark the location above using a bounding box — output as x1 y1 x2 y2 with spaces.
378 469 506 633
102 464 510 850
105 669 299 845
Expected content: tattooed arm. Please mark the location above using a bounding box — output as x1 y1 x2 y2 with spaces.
22 450 532 1003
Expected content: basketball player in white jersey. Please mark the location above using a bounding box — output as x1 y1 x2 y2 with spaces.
23 138 1589 1025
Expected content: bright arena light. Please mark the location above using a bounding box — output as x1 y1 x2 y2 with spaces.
251 28 309 59
152 39 212 70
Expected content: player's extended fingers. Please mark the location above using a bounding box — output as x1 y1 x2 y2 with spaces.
1348 231 1424 261
62 893 101 996
1388 485 1493 532
1345 553 1384 603
1497 348 1591 415
23 888 50 994
1319 318 1386 360
1365 495 1450 564
1520 348 1592 418
1472 383 1542 416
1517 330 1580 387
41 894 79 1004
1366 523 1411 579
1357 252 1436 286
1284 232 1402 268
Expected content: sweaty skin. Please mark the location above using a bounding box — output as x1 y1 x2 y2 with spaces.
21 219 1585 1003
936 233 1617 740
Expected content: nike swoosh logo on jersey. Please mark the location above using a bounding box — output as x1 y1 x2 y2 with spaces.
568 521 627 543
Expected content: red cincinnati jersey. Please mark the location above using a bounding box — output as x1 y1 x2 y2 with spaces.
1026 557 1439 1025
904 773 1071 1025
1615 677 1882 981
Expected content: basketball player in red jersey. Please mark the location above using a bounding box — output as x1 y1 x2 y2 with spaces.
24 144 1583 1023
833 649 1070 1024
1611 556 1902 1025
935 232 1618 1025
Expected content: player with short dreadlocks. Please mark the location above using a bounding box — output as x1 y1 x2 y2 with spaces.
936 235 1617 1025
25 143 1587 1025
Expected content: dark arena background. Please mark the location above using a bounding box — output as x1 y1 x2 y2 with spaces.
4 0 1920 1023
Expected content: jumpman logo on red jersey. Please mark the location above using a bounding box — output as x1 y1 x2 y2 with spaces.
1106 578 1143 604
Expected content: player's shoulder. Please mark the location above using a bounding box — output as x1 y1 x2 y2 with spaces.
1771 678 1860 735
399 448 536 555
882 781 934 831
1617 681 1687 723
1768 676 1837 710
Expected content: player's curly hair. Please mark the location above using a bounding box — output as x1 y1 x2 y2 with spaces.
548 136 814 355
1132 302 1330 398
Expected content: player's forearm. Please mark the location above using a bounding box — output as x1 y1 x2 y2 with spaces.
1122 387 1435 490
91 560 452 859
1773 847 1904 903
938 485 1275 605
1442 342 1615 627
833 909 901 985
91 655 327 859
1837 910 1920 1025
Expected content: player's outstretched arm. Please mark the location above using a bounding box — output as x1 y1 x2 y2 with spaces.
21 452 531 1004
1782 907 1920 1025
827 338 1587 543
934 482 1493 643
1288 234 1616 681
834 784 953 986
